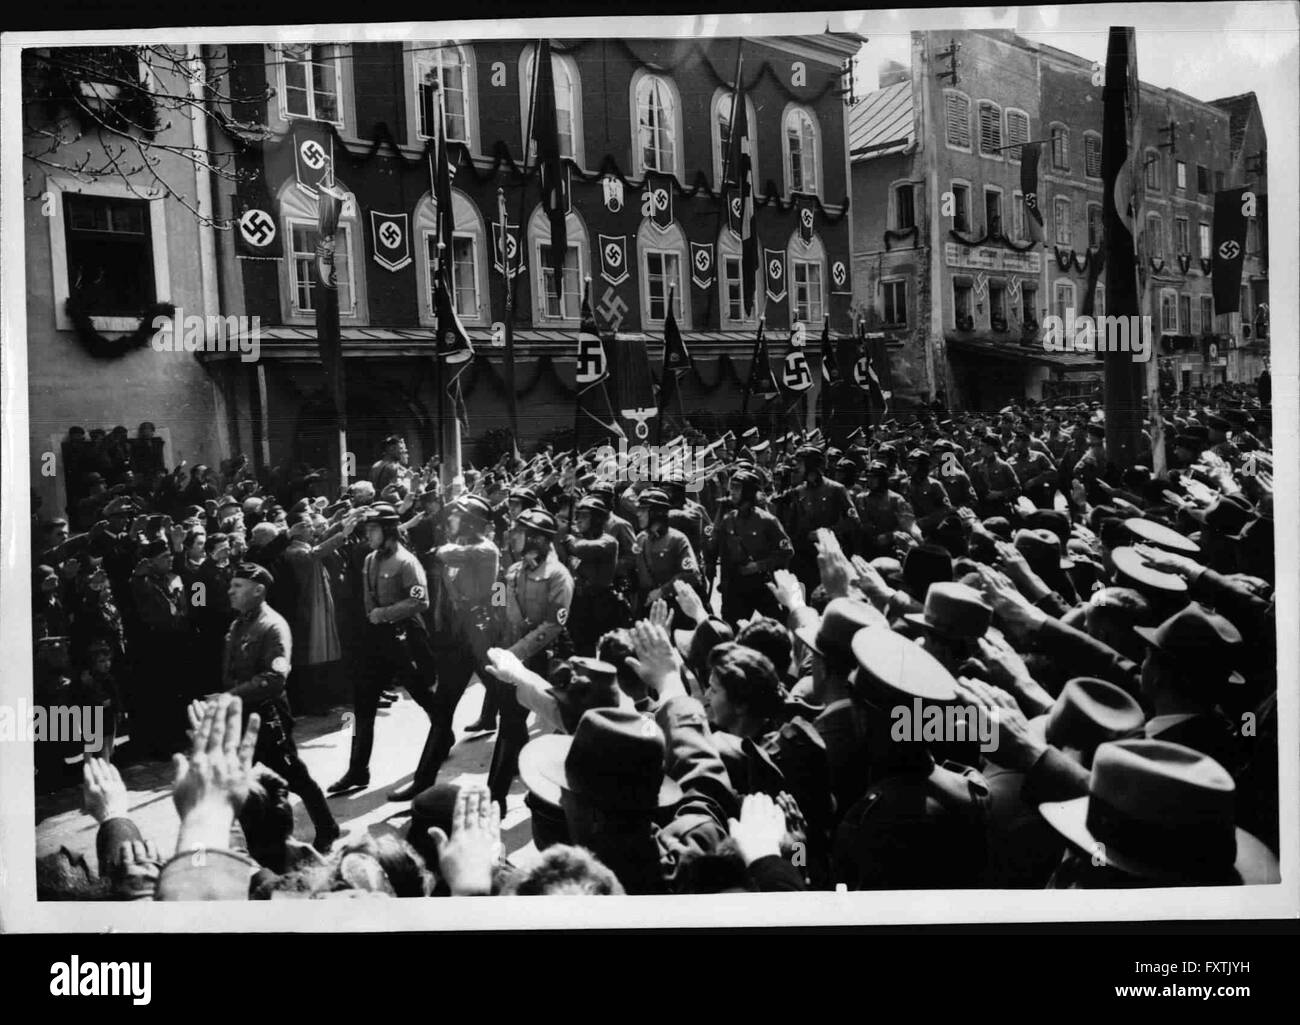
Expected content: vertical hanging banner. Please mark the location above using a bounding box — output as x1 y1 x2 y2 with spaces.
369 211 412 272
1211 187 1249 313
724 187 743 236
232 194 282 258
829 258 851 296
533 38 569 299
292 122 333 197
493 221 524 278
598 234 630 286
642 171 675 232
689 241 715 289
820 317 841 384
746 322 781 404
607 333 659 440
1021 142 1045 241
764 249 787 303
662 290 693 374
795 195 817 248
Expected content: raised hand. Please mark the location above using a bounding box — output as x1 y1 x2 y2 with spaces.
767 568 806 612
727 792 788 866
814 528 854 599
82 756 129 824
625 620 683 698
427 786 502 896
172 695 261 836
110 839 163 901
954 675 1046 772
672 578 708 624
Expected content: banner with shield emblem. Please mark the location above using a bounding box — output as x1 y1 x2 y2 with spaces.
369 211 412 272
598 234 630 286
689 242 715 289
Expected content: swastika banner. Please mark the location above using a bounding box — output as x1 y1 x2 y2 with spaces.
232 195 283 258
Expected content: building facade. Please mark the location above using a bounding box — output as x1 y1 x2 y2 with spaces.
203 34 862 472
22 45 230 519
850 29 1269 413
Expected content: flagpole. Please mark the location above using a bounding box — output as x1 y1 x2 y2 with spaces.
506 43 541 456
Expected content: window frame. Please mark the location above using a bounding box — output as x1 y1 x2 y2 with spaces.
1146 213 1164 261
1004 108 1030 164
1053 279 1076 322
891 180 917 231
275 43 348 129
881 277 907 327
636 219 689 327
977 100 1003 159
528 204 592 327
1083 131 1102 179
1176 160 1187 191
1011 189 1026 242
1178 292 1192 335
630 69 684 179
1160 288 1179 333
1049 123 1069 171
787 232 826 328
1198 222 1212 260
710 88 759 193
1174 216 1190 255
943 89 972 152
1199 295 1214 334
519 45 583 167
717 229 758 329
1086 201 1103 249
62 193 156 319
46 174 171 332
781 103 822 197
950 178 972 234
414 188 492 327
403 42 479 154
952 277 974 325
277 180 366 326
1053 195 1072 246
983 185 1004 238
1144 148 1162 191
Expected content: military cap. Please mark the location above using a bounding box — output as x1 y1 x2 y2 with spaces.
741 427 761 444
750 440 771 455
731 470 761 489
575 495 610 516
233 561 275 587
1123 518 1201 555
795 445 824 466
509 486 540 508
365 503 402 526
636 488 671 509
139 539 170 559
852 626 959 704
566 655 619 679
1205 414 1231 432
863 460 890 478
906 447 930 463
1110 546 1189 596
517 508 559 535
454 495 493 522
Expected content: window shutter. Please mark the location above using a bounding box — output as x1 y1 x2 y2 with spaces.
1085 135 1101 177
1005 110 1029 154
979 103 1001 154
945 93 970 148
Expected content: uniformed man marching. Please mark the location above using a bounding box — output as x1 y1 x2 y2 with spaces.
856 461 917 558
417 495 501 793
713 470 794 624
588 481 638 596
500 486 540 571
488 507 574 813
633 488 704 624
663 471 714 592
556 495 627 656
327 503 441 799
222 562 340 852
781 446 861 596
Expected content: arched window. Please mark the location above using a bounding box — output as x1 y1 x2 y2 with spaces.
278 180 364 324
943 89 971 150
717 228 757 328
527 205 590 324
891 179 916 231
711 88 758 191
783 106 820 195
409 43 476 146
519 46 582 165
787 232 826 327
632 72 681 176
414 188 491 327
637 218 688 326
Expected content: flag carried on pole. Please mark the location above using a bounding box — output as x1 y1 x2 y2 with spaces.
661 287 692 375
1211 187 1250 313
532 39 569 302
293 122 334 197
820 315 840 384
575 279 608 390
433 105 473 369
725 54 758 318
1021 142 1045 242
745 320 781 404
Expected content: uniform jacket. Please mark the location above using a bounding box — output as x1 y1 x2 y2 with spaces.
502 548 574 661
635 526 702 594
713 506 793 585
222 601 292 708
362 544 430 625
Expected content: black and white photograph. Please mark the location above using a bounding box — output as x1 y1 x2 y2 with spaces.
1 3 1296 933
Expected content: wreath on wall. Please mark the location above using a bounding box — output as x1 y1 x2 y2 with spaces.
65 294 175 359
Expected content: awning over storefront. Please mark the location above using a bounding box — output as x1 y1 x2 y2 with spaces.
945 336 1103 369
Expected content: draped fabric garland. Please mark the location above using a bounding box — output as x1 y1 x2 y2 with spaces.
64 295 177 360
948 226 1039 253
453 352 747 404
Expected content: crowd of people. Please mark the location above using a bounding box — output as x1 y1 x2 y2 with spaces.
33 380 1281 898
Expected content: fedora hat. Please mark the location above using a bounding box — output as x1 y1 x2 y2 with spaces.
1038 739 1279 885
851 627 959 705
1026 677 1146 766
1133 602 1245 685
519 707 683 812
903 582 992 640
1123 518 1201 555
794 597 888 659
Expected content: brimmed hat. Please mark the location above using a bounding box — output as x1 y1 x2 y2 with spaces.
795 445 824 466
902 581 992 640
1038 739 1279 885
508 486 540 508
1187 494 1255 536
1123 518 1200 555
1023 509 1071 549
519 707 683 812
1015 528 1075 572
1026 677 1146 765
1110 547 1189 597
636 488 670 509
1133 603 1245 685
365 503 402 526
453 495 493 523
851 627 959 705
793 597 888 659
902 544 954 597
